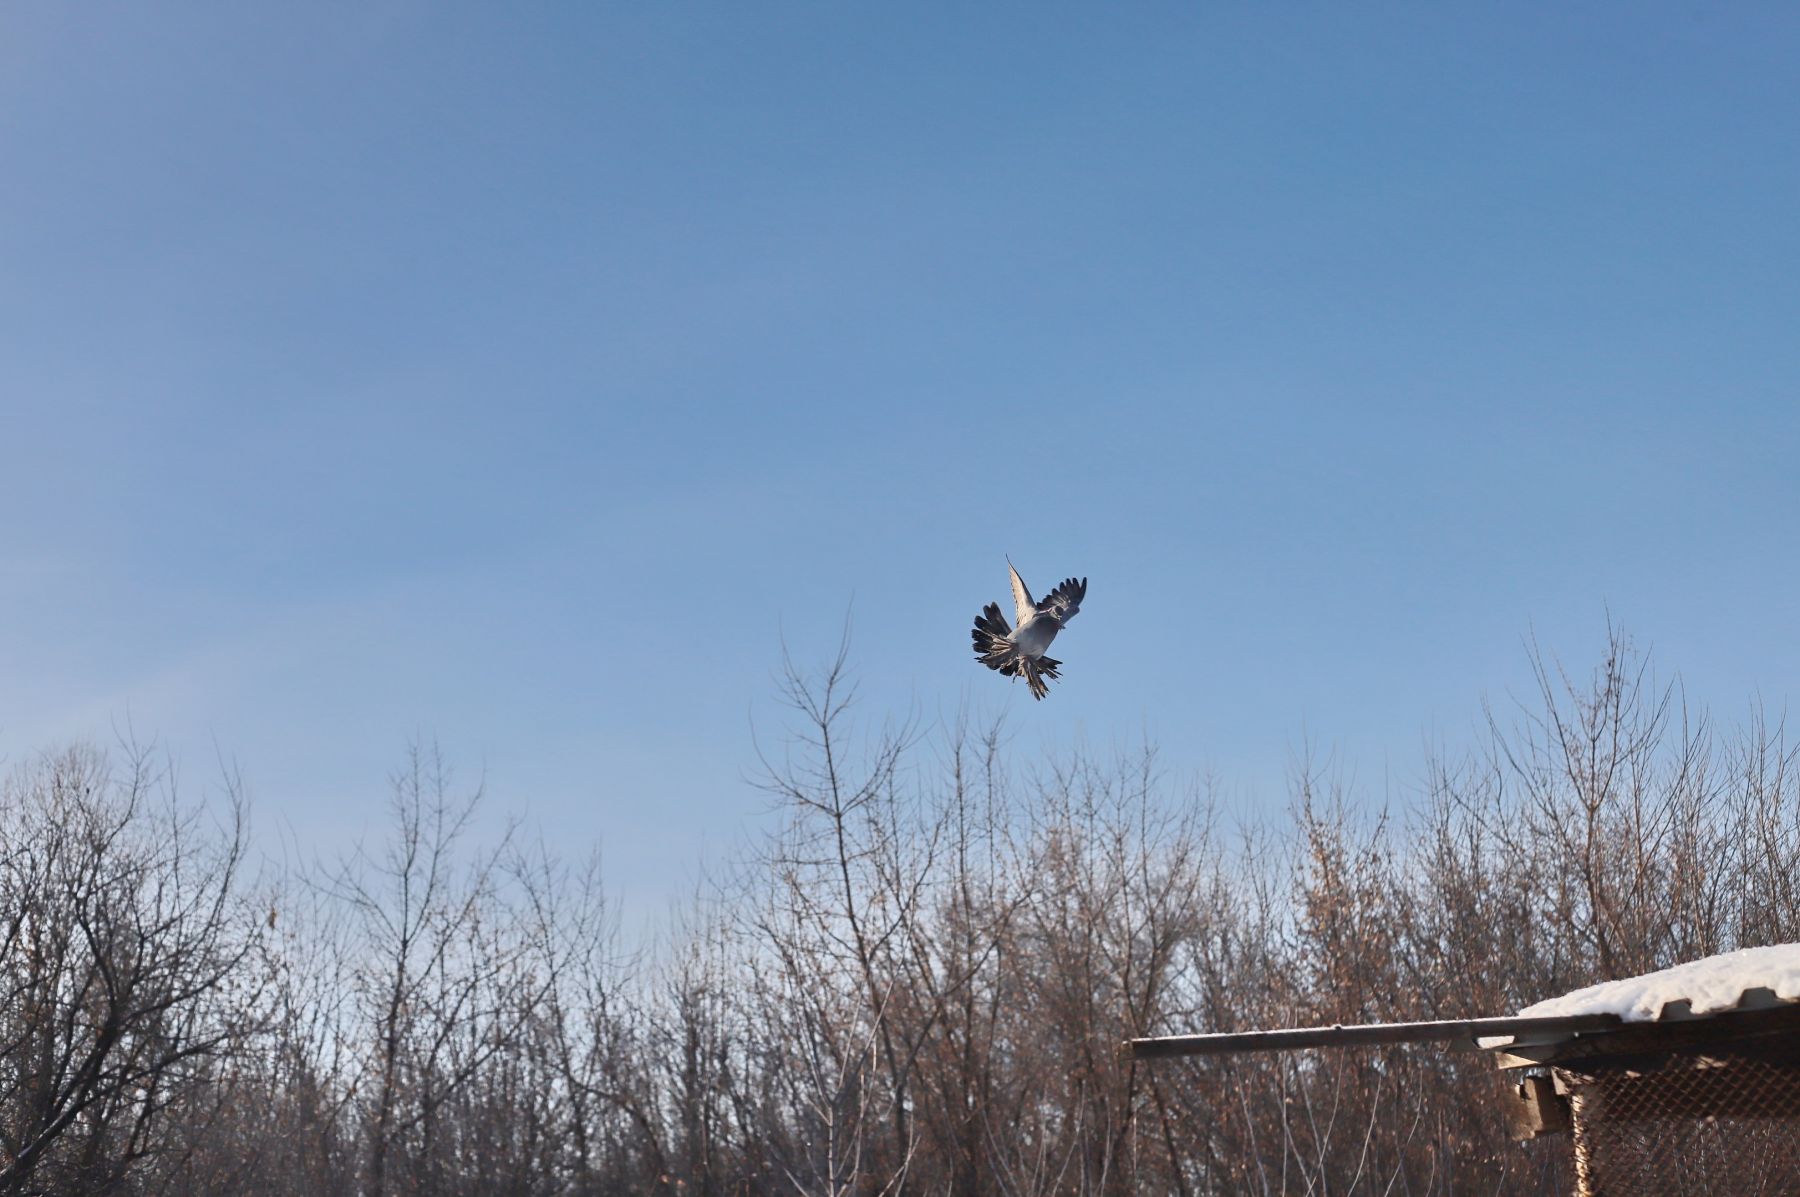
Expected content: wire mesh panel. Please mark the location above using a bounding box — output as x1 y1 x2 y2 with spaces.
1560 1054 1800 1197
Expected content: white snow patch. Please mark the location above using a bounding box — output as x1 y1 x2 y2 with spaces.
1517 944 1800 1022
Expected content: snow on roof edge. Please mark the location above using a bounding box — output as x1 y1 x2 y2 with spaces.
1516 943 1800 1023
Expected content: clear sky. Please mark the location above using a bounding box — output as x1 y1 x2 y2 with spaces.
4 3 1798 914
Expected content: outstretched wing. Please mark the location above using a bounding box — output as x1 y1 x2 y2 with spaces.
1006 557 1035 626
1036 576 1086 623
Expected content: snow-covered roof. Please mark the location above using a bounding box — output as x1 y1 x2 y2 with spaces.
1517 944 1800 1023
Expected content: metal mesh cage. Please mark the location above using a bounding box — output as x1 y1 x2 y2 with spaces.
1559 1053 1800 1197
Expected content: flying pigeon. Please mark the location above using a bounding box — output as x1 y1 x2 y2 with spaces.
971 559 1087 700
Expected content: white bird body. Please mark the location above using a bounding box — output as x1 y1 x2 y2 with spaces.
971 559 1087 700
1010 613 1061 659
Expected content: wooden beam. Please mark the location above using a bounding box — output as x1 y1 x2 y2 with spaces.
1125 1013 1623 1059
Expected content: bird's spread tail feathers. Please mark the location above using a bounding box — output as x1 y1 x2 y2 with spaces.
971 603 1015 672
1017 654 1060 700
971 604 1062 700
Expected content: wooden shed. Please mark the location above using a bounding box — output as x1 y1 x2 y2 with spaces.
1127 944 1800 1196
1485 947 1800 1195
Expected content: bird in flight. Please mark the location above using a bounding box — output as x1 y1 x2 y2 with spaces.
971 559 1087 700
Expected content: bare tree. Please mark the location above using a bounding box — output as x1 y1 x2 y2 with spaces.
322 742 547 1197
0 745 258 1195
749 635 929 1194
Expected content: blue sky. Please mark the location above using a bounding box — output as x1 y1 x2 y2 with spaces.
4 3 1798 912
